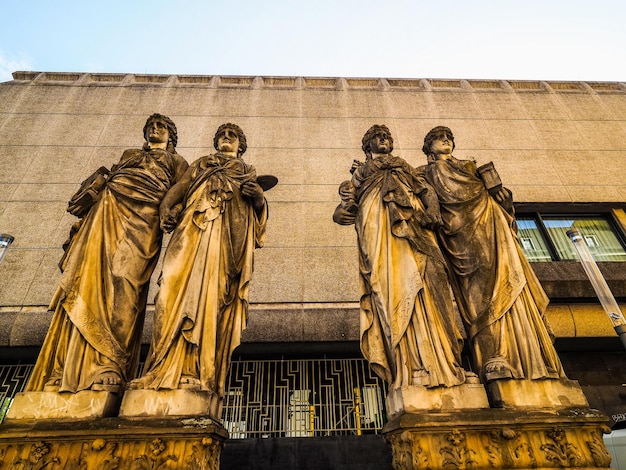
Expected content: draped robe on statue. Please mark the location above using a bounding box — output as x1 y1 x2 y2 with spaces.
420 157 565 380
352 155 466 391
27 149 187 392
137 153 267 397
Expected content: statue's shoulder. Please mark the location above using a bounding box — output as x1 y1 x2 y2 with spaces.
121 148 144 158
187 154 220 177
170 151 189 166
457 158 477 171
390 154 413 167
413 163 432 180
191 154 213 166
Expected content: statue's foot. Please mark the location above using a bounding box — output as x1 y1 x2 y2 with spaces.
43 376 61 392
92 371 123 393
483 358 514 382
127 376 149 390
464 370 481 384
179 375 201 390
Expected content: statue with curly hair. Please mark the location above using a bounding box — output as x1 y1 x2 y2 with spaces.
333 124 477 392
130 123 269 412
419 126 566 384
26 114 189 394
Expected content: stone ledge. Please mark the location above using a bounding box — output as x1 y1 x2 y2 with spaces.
532 261 626 299
0 302 624 348
7 71 625 94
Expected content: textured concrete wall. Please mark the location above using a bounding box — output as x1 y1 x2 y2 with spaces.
0 72 625 344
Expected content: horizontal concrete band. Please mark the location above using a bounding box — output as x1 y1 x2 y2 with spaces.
11 72 626 94
0 301 621 349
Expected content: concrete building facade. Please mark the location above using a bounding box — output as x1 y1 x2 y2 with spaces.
0 72 625 466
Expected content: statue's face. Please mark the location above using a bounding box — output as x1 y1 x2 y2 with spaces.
368 131 392 155
216 128 240 154
429 132 453 156
145 118 170 145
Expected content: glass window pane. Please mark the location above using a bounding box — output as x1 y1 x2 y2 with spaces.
543 217 626 261
517 218 552 261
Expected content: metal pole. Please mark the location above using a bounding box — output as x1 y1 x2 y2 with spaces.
0 234 14 265
353 387 362 436
567 228 626 350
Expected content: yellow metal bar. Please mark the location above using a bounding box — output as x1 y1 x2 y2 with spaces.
353 387 362 436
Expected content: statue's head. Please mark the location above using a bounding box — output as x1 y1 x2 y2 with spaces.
362 124 394 158
214 122 247 156
143 113 177 152
422 126 455 157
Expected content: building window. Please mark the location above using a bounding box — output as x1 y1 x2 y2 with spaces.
517 219 553 262
516 215 626 262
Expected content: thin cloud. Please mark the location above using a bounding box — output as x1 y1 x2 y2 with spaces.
0 51 33 83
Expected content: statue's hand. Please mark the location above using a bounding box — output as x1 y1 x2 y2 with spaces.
350 159 364 174
420 209 443 229
160 204 182 233
241 181 265 211
490 187 513 213
333 206 357 226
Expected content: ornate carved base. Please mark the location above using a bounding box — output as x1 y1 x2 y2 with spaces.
488 378 590 409
386 383 489 419
6 391 121 419
119 389 222 419
0 416 228 470
383 408 612 470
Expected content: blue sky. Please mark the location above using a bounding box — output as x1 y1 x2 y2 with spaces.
1 0 624 83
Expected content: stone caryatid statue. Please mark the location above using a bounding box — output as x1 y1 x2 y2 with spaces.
127 123 269 417
418 126 567 385
26 114 190 394
333 125 478 395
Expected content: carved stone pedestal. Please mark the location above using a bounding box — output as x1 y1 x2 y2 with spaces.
119 389 222 419
6 390 121 419
0 416 228 470
386 383 489 419
383 408 611 470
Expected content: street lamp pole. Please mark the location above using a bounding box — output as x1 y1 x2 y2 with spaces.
0 234 14 265
567 228 626 350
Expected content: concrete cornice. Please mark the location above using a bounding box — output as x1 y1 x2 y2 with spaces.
7 71 626 94
1 301 622 348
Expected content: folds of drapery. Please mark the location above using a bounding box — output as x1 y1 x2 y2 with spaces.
139 154 267 396
354 157 466 390
27 149 181 392
421 158 564 380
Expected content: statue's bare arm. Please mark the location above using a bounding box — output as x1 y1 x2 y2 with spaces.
160 167 193 232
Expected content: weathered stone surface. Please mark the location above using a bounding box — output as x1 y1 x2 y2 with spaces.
385 384 489 419
120 389 221 419
532 261 626 299
2 302 623 347
6 390 121 420
487 378 590 409
383 408 611 470
0 416 227 470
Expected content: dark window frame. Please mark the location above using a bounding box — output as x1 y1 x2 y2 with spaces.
514 203 626 262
